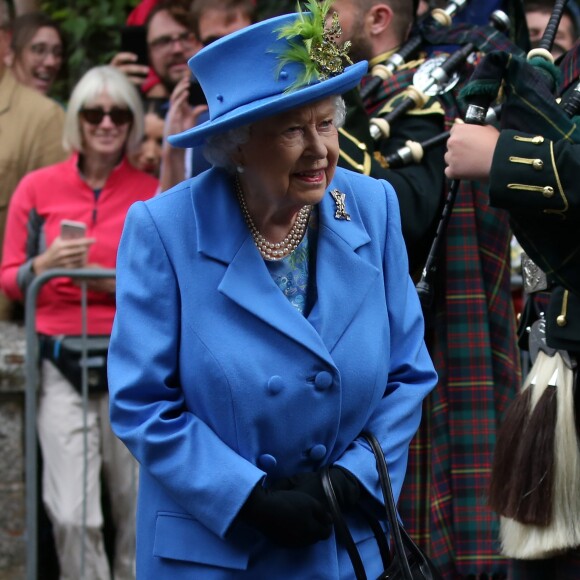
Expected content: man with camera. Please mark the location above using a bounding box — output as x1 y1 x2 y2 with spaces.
158 0 255 192
112 0 199 100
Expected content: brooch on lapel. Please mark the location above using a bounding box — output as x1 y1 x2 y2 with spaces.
330 189 351 221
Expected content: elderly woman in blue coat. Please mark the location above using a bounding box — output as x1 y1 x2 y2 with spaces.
108 2 437 578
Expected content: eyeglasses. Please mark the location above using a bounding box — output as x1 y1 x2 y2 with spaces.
29 43 63 60
79 107 133 126
148 31 196 52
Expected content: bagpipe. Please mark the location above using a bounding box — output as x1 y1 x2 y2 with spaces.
383 67 580 170
363 0 529 164
359 0 469 103
381 105 500 169
435 0 580 560
413 0 577 308
414 89 496 308
367 10 511 141
412 10 518 309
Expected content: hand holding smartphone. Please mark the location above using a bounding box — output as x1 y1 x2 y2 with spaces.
60 219 87 240
120 25 149 66
53 220 92 270
115 25 150 87
188 76 208 107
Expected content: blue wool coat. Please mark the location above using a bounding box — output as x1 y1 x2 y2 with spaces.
108 166 437 579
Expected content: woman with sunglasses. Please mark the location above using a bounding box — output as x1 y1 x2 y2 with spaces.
6 12 64 97
0 65 158 580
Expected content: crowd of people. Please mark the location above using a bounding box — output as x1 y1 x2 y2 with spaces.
0 0 579 578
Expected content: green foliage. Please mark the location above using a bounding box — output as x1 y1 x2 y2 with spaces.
36 0 298 102
41 0 139 102
37 0 303 102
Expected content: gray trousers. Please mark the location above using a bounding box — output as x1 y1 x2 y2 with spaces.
38 360 137 580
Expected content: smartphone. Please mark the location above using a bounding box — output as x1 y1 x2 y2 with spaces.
60 219 87 240
120 25 149 66
188 77 208 107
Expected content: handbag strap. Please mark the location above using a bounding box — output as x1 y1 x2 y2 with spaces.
361 432 414 580
320 467 367 580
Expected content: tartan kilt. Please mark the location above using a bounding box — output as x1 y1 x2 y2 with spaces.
397 180 521 579
361 36 523 575
558 39 580 96
379 56 522 578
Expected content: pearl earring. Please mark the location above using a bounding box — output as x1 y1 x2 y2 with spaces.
236 165 245 174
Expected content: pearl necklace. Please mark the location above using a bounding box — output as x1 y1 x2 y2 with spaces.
235 178 312 261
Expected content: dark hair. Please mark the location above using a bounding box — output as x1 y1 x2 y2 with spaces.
525 0 560 11
145 0 193 33
10 12 64 58
142 96 169 119
190 0 256 40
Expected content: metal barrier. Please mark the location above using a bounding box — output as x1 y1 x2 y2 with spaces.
25 268 116 580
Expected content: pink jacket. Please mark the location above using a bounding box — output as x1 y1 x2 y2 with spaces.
0 154 158 335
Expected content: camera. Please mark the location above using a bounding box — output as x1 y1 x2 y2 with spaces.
188 77 208 107
120 25 149 66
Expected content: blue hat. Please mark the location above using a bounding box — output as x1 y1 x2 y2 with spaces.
167 9 367 148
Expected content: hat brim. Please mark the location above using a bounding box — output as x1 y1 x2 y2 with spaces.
167 61 368 148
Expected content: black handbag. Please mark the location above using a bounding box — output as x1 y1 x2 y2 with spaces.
321 432 443 580
40 334 110 393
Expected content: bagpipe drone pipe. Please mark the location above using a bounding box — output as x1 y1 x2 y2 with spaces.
411 11 523 309
364 0 527 168
359 0 469 103
457 0 580 560
359 0 529 105
380 105 500 170
367 10 512 142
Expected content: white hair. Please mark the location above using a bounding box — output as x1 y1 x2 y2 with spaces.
63 65 144 154
203 95 347 172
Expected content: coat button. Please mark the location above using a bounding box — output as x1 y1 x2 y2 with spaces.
258 454 277 471
309 444 327 461
267 375 284 395
542 186 554 198
532 159 543 171
314 371 333 391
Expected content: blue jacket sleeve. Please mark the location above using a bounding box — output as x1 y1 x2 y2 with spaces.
336 179 437 504
107 201 265 539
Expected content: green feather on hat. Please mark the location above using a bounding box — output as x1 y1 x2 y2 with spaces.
275 0 353 92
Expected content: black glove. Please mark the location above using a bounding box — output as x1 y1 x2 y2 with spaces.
238 484 332 547
272 466 361 512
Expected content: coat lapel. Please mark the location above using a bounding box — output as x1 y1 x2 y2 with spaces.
192 169 333 365
191 169 380 361
308 180 380 353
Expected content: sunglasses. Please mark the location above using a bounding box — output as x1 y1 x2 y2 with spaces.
79 107 133 126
